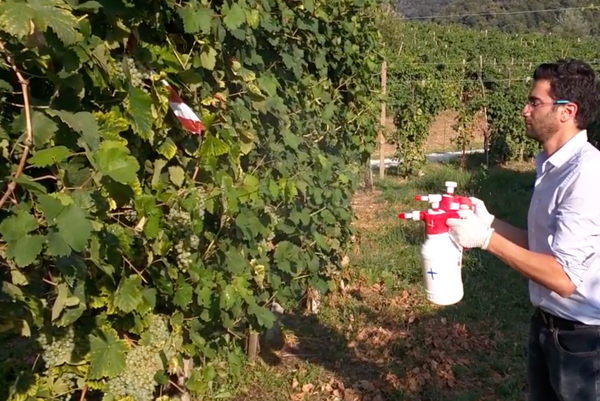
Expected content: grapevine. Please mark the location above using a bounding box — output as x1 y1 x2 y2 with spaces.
0 0 381 399
3 1 595 399
378 6 598 168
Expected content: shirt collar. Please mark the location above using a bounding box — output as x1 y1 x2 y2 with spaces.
536 129 587 176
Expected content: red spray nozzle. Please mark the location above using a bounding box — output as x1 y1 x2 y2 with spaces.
398 211 424 220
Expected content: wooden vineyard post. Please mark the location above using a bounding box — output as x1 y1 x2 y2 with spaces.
479 55 490 168
379 61 387 180
363 161 373 190
247 331 259 362
507 57 514 88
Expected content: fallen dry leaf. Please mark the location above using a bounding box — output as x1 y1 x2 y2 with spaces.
302 383 314 393
343 388 361 401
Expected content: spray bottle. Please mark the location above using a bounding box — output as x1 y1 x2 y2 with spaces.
414 181 474 212
398 194 466 306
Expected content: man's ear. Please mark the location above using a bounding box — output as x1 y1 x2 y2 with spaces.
560 103 578 123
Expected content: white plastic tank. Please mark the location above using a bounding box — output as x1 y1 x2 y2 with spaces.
399 194 465 306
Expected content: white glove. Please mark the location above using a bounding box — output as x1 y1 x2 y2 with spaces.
469 197 495 228
447 210 495 250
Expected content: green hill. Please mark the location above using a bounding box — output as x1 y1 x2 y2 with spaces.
395 0 598 38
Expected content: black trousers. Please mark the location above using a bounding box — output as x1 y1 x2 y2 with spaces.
528 308 600 401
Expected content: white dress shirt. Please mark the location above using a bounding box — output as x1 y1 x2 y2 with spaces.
528 130 600 324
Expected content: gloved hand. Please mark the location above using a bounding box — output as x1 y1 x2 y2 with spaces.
447 210 495 250
463 197 495 228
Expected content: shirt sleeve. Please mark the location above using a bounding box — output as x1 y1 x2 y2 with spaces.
552 164 600 287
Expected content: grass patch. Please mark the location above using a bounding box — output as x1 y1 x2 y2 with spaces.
235 156 536 401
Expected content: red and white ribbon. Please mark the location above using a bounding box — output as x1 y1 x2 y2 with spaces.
161 79 203 135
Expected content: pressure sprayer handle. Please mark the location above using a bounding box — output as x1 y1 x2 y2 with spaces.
456 196 474 210
447 209 471 250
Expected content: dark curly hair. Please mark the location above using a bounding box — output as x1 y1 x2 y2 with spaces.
533 59 599 130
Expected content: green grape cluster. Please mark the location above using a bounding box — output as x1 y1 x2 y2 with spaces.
264 206 279 241
107 345 158 401
124 208 138 223
189 234 199 248
37 327 76 367
173 234 200 270
166 208 192 235
114 57 150 88
174 240 192 270
196 188 207 220
167 207 199 270
147 315 170 349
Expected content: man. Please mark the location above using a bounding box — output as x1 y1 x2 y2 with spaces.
447 59 600 401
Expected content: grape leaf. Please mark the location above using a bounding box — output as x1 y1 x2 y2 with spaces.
31 111 59 148
47 230 72 257
95 140 140 184
168 166 185 187
51 283 71 321
39 194 91 253
48 110 100 150
0 1 37 38
200 46 218 71
0 80 11 92
126 87 153 141
5 234 45 267
137 288 156 315
174 282 193 308
76 1 102 11
55 303 85 327
178 2 212 34
33 0 83 45
199 134 229 157
0 210 38 242
55 203 93 252
246 9 260 29
157 138 177 160
143 212 160 238
97 110 129 142
10 268 28 286
38 194 66 224
248 302 275 329
28 146 72 167
220 284 236 310
196 285 212 307
13 175 47 194
88 327 128 379
223 2 246 31
257 74 279 97
113 275 143 313
151 159 167 189
226 249 245 274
